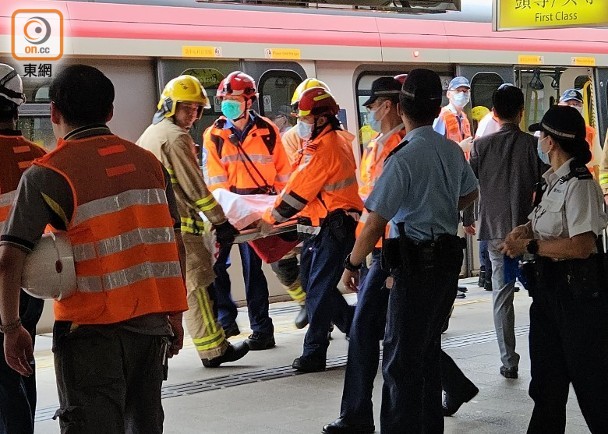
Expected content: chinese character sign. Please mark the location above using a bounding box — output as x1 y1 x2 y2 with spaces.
495 0 608 30
12 9 64 60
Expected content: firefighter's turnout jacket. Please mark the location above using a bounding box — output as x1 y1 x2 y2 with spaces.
137 118 226 235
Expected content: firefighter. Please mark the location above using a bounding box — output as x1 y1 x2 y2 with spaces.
263 87 363 372
0 63 45 434
203 71 291 350
0 64 188 433
137 75 249 367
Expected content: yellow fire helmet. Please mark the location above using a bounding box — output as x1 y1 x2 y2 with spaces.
471 105 490 122
154 75 211 124
291 78 331 106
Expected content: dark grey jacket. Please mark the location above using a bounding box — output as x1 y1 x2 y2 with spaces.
470 123 545 240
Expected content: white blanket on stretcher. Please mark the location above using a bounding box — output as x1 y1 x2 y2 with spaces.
199 189 276 230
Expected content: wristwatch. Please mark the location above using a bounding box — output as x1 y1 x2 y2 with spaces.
526 239 539 255
343 253 362 272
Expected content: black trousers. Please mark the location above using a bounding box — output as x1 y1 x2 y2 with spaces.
53 326 167 434
0 292 43 434
527 282 608 433
381 246 463 434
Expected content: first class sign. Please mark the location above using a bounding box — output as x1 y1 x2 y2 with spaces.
494 0 608 31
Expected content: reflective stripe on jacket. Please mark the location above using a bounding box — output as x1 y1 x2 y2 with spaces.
266 125 363 226
203 114 291 194
356 128 405 247
0 135 46 233
137 118 226 235
35 135 187 324
439 106 471 143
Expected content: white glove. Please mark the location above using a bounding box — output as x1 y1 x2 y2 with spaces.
459 137 473 153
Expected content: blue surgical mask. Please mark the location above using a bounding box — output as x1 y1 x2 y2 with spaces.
368 107 385 133
537 136 550 165
296 119 313 140
221 100 245 120
452 92 470 108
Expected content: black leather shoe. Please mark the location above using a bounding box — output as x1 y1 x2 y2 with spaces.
322 417 375 433
223 323 240 338
292 356 326 373
484 279 493 291
442 385 479 416
295 305 308 329
202 341 249 368
500 366 518 379
246 332 275 350
458 286 468 293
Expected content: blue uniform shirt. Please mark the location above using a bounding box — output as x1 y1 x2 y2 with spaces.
365 125 478 242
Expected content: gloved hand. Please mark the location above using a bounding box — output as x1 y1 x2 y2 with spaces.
214 220 239 245
459 137 474 153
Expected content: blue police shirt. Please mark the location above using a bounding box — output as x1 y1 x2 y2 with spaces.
365 125 478 242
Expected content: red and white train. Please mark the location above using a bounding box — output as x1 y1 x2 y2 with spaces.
1 0 607 314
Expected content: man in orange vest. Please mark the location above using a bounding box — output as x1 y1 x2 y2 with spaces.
203 71 291 350
137 75 249 367
262 87 363 373
0 63 46 434
558 88 596 148
434 76 474 299
433 76 473 155
0 65 188 433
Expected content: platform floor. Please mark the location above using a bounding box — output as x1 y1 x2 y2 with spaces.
32 278 590 433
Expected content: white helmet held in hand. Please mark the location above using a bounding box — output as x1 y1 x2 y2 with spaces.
0 63 26 106
22 232 76 300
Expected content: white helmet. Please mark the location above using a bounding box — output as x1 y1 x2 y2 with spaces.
0 64 26 106
22 232 76 300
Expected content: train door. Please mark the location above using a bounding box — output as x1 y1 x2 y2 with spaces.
515 66 602 173
457 66 515 137
596 67 608 148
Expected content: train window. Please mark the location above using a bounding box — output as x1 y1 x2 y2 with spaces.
258 69 302 132
17 77 54 150
470 73 503 112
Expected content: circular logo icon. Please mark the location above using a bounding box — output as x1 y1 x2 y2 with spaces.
23 16 51 45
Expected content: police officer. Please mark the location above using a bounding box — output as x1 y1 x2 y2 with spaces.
0 63 45 434
502 105 608 433
342 69 479 433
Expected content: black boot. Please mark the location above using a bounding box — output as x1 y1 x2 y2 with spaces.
202 341 249 368
478 267 486 287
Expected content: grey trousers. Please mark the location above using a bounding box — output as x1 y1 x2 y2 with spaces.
488 239 520 369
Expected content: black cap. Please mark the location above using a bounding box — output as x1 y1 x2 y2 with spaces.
363 76 402 106
528 105 586 141
400 69 443 103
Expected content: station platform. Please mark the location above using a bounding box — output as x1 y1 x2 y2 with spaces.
32 278 590 433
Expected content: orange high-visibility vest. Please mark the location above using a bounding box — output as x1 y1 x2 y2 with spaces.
0 135 46 232
203 114 291 195
35 135 187 325
439 106 471 143
357 128 405 247
266 126 363 226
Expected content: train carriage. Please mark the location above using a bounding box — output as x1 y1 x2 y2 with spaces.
2 0 607 326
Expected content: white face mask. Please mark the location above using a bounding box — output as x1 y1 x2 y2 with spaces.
452 92 470 108
296 119 313 140
368 107 386 133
